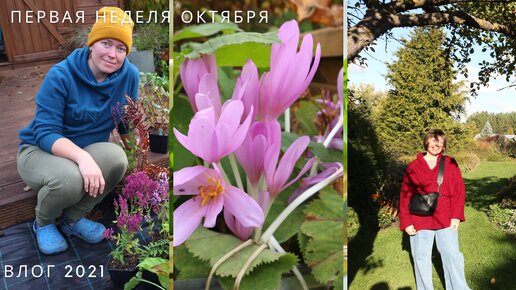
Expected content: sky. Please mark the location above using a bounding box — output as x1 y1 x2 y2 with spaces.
349 27 516 119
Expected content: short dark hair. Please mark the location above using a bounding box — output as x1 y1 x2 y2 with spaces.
423 129 447 151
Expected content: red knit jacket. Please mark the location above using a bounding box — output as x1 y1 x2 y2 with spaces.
399 152 466 231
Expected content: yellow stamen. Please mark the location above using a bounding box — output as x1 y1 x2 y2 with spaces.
198 177 224 206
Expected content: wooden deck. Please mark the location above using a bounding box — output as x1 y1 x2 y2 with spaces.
0 63 168 229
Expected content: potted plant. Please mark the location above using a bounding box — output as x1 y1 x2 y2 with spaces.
104 170 166 288
140 72 170 153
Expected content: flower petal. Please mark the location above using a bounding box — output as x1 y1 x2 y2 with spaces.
203 195 224 228
173 166 209 195
173 198 206 246
223 186 264 227
224 209 253 241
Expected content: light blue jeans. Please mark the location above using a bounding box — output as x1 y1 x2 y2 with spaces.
410 227 470 290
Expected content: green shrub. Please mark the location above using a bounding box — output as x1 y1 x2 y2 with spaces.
133 23 168 52
347 207 359 240
486 204 516 234
453 152 480 173
398 155 414 164
377 206 398 229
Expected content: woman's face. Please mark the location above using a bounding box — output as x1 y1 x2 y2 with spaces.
426 136 445 156
88 38 127 81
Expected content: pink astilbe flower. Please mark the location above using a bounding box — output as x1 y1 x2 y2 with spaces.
264 135 315 197
180 54 218 112
174 100 253 163
259 20 321 120
122 171 158 201
117 211 143 234
173 166 264 246
235 120 281 185
232 59 259 122
102 228 114 240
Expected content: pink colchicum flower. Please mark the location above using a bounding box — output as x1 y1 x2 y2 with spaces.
232 59 259 122
180 54 218 112
235 120 281 185
173 166 264 246
194 73 222 117
259 20 321 121
288 162 343 204
264 135 315 197
174 100 253 163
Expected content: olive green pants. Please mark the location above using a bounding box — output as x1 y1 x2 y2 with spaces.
17 142 128 226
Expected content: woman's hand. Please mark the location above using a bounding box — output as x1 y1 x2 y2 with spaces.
77 154 105 198
405 225 417 236
450 218 460 231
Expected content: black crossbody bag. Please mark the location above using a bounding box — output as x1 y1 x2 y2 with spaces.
409 155 446 216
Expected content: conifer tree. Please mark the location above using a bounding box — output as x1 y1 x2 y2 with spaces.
481 120 494 136
375 27 470 155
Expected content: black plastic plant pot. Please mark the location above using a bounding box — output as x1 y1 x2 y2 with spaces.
141 270 162 290
149 133 168 154
107 259 138 289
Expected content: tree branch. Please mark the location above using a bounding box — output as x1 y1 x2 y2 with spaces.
391 11 515 36
383 0 514 13
347 8 515 60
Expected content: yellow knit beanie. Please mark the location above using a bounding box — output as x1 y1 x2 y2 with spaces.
87 7 134 53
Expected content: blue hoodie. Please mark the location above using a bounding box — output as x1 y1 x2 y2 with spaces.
19 47 139 153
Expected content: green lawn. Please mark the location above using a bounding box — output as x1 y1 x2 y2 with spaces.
349 161 516 290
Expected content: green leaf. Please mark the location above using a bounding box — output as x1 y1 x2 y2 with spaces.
215 42 273 68
217 253 298 290
185 227 285 277
295 101 320 136
217 67 236 101
185 32 280 67
300 187 344 284
137 257 169 287
174 23 242 42
282 132 342 163
175 244 211 280
263 186 306 243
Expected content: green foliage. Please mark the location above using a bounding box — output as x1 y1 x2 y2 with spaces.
293 100 320 136
348 86 390 223
376 207 397 229
347 207 359 240
375 27 471 156
174 23 242 41
176 227 298 290
184 32 280 67
453 152 481 173
449 2 516 94
125 258 169 290
139 239 169 261
467 111 516 135
263 187 306 243
282 132 342 164
139 72 170 134
486 204 516 234
133 23 168 52
300 187 344 285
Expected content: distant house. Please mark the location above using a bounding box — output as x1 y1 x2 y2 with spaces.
474 134 516 141
0 0 125 67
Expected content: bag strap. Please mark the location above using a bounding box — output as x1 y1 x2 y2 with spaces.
437 154 446 192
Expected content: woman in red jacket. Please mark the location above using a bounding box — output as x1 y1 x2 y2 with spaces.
399 129 470 289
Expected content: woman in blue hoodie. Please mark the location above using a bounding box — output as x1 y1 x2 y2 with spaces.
17 7 139 255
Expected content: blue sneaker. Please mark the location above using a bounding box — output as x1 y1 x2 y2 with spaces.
33 221 68 255
60 217 106 244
